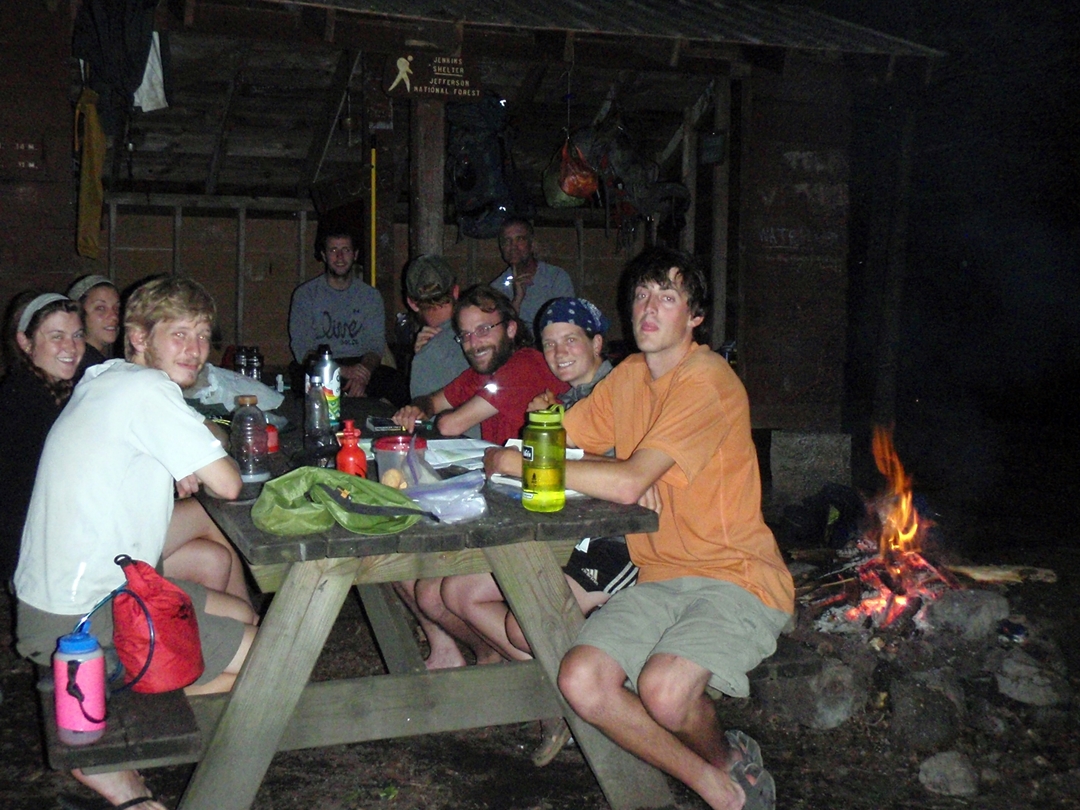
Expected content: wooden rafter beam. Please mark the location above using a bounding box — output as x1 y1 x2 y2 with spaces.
655 79 714 169
299 48 363 197
205 42 252 196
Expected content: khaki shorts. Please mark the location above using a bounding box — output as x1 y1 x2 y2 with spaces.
17 578 246 687
573 576 790 698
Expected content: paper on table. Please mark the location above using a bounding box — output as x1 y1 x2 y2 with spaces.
423 438 499 470
489 473 587 498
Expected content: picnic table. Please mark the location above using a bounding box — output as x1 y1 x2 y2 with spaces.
181 476 672 810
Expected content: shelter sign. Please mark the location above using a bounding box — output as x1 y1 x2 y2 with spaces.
383 54 481 99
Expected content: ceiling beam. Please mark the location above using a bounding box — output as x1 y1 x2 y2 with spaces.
205 42 252 196
299 48 363 197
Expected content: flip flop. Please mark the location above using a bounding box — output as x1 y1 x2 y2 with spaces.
531 717 572 767
725 728 764 770
113 797 158 810
731 759 776 810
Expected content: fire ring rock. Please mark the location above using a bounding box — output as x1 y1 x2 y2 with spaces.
921 589 1009 640
995 648 1072 706
919 750 978 796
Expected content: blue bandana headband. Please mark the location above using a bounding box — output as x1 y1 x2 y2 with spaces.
538 297 609 336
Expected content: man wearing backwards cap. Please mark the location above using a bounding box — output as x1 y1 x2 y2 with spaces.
403 255 471 404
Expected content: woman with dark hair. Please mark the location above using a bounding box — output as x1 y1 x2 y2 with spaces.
68 274 120 373
0 292 86 582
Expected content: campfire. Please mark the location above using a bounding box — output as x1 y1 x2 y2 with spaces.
805 427 959 634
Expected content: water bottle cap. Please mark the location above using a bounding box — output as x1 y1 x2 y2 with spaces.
310 375 322 385
236 394 258 407
527 404 564 426
57 630 100 655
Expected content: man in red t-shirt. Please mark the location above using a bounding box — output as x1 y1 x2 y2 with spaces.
391 285 567 669
393 285 566 444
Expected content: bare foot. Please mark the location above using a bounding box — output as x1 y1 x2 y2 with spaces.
424 644 467 670
71 768 167 809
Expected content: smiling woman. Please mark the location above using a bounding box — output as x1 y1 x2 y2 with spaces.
68 274 120 371
0 292 86 581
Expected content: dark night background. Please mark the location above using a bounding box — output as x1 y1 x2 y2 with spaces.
800 2 1080 551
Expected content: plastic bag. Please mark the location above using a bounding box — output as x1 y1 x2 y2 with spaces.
403 437 442 486
543 145 585 208
252 467 424 536
187 364 284 412
559 140 599 198
406 471 488 524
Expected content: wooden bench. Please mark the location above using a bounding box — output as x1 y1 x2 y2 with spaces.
38 672 204 774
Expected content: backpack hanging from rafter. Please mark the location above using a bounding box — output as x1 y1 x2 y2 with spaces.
446 92 531 239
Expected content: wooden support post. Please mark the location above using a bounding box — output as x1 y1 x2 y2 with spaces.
575 216 585 293
710 78 732 349
235 207 246 345
410 99 445 257
679 106 698 254
173 206 182 275
178 558 361 810
108 200 117 281
486 542 674 810
297 209 307 282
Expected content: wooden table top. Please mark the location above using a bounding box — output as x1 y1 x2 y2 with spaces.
201 483 658 567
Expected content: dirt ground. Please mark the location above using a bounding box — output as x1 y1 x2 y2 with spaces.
3 411 1078 809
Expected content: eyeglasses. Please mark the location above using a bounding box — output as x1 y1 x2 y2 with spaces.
455 320 506 344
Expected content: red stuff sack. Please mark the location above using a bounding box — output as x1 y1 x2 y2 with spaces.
111 555 204 693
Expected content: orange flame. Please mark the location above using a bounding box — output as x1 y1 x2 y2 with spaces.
872 426 920 559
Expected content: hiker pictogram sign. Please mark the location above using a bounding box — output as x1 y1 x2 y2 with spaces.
384 54 481 99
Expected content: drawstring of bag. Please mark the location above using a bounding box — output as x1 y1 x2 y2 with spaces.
72 556 158 697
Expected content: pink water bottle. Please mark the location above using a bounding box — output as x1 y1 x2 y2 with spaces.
53 629 107 745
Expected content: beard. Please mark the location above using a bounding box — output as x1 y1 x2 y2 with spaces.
466 333 515 375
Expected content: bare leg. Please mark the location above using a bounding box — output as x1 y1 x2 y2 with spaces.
72 768 167 809
183 589 258 696
393 580 468 669
506 577 611 654
415 577 503 666
163 498 252 607
559 645 745 810
441 573 530 662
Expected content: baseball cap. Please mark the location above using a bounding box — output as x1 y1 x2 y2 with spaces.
405 255 456 302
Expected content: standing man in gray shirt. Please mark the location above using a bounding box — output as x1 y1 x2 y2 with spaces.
489 218 574 335
289 228 408 405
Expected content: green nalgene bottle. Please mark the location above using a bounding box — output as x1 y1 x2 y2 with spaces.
521 405 566 512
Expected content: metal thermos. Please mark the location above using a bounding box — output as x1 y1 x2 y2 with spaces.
521 405 566 512
309 345 341 429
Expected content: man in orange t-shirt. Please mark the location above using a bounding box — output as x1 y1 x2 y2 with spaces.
486 247 793 810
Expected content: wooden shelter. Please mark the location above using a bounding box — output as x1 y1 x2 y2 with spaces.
0 0 943 502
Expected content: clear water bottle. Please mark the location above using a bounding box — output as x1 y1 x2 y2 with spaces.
304 375 337 467
230 395 271 483
53 628 107 745
247 345 264 383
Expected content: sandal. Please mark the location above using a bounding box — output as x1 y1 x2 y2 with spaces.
531 717 572 767
730 759 775 810
113 798 158 810
725 728 763 770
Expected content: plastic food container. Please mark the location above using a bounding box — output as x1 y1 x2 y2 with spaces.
373 435 426 488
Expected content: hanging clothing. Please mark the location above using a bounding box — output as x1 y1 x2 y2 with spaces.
72 0 160 135
75 88 106 259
